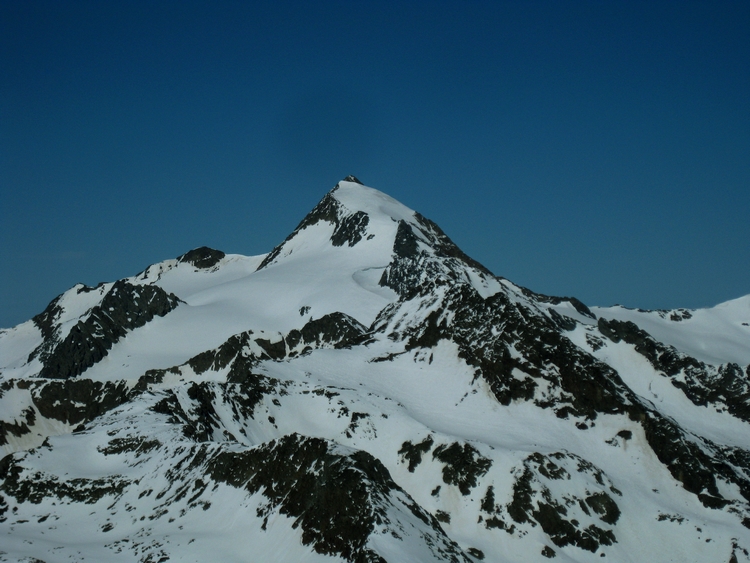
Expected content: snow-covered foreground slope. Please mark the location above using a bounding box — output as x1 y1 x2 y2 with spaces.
1 176 749 563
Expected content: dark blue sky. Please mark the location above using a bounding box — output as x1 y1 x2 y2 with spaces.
2 1 749 328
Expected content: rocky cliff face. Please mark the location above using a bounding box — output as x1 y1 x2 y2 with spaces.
1 178 749 563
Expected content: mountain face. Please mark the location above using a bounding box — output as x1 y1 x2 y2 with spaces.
1 176 750 563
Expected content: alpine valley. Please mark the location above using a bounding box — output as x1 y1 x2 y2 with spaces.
1 177 750 563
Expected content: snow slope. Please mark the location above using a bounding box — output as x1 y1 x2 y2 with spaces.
592 297 750 365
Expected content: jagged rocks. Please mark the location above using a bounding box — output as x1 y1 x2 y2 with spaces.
639 412 750 511
258 185 371 270
206 433 467 563
598 318 750 422
0 406 35 448
0 453 129 506
291 312 369 350
32 378 132 427
150 377 279 442
412 213 493 278
432 442 492 496
181 312 368 381
36 281 181 379
30 295 64 356
378 218 492 300
331 211 370 247
505 452 620 553
0 378 133 448
533 294 596 320
392 282 633 420
399 435 434 472
186 332 258 376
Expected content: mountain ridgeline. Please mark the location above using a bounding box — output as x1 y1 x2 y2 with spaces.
1 177 749 563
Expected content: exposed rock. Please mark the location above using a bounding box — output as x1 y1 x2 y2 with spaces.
177 246 226 269
331 211 370 247
0 405 36 447
258 187 370 270
506 452 620 552
399 435 434 472
598 318 750 423
533 293 596 319
1 454 129 505
293 312 369 349
38 281 181 379
31 378 132 427
432 442 492 495
206 433 471 563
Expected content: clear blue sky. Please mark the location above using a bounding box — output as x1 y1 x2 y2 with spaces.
2 1 749 328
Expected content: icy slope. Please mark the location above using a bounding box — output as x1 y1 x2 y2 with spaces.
1 176 749 563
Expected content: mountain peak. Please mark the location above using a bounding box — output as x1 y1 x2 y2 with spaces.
256 179 418 270
331 179 415 224
341 174 364 185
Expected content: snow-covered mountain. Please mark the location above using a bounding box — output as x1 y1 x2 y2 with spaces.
1 176 749 563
